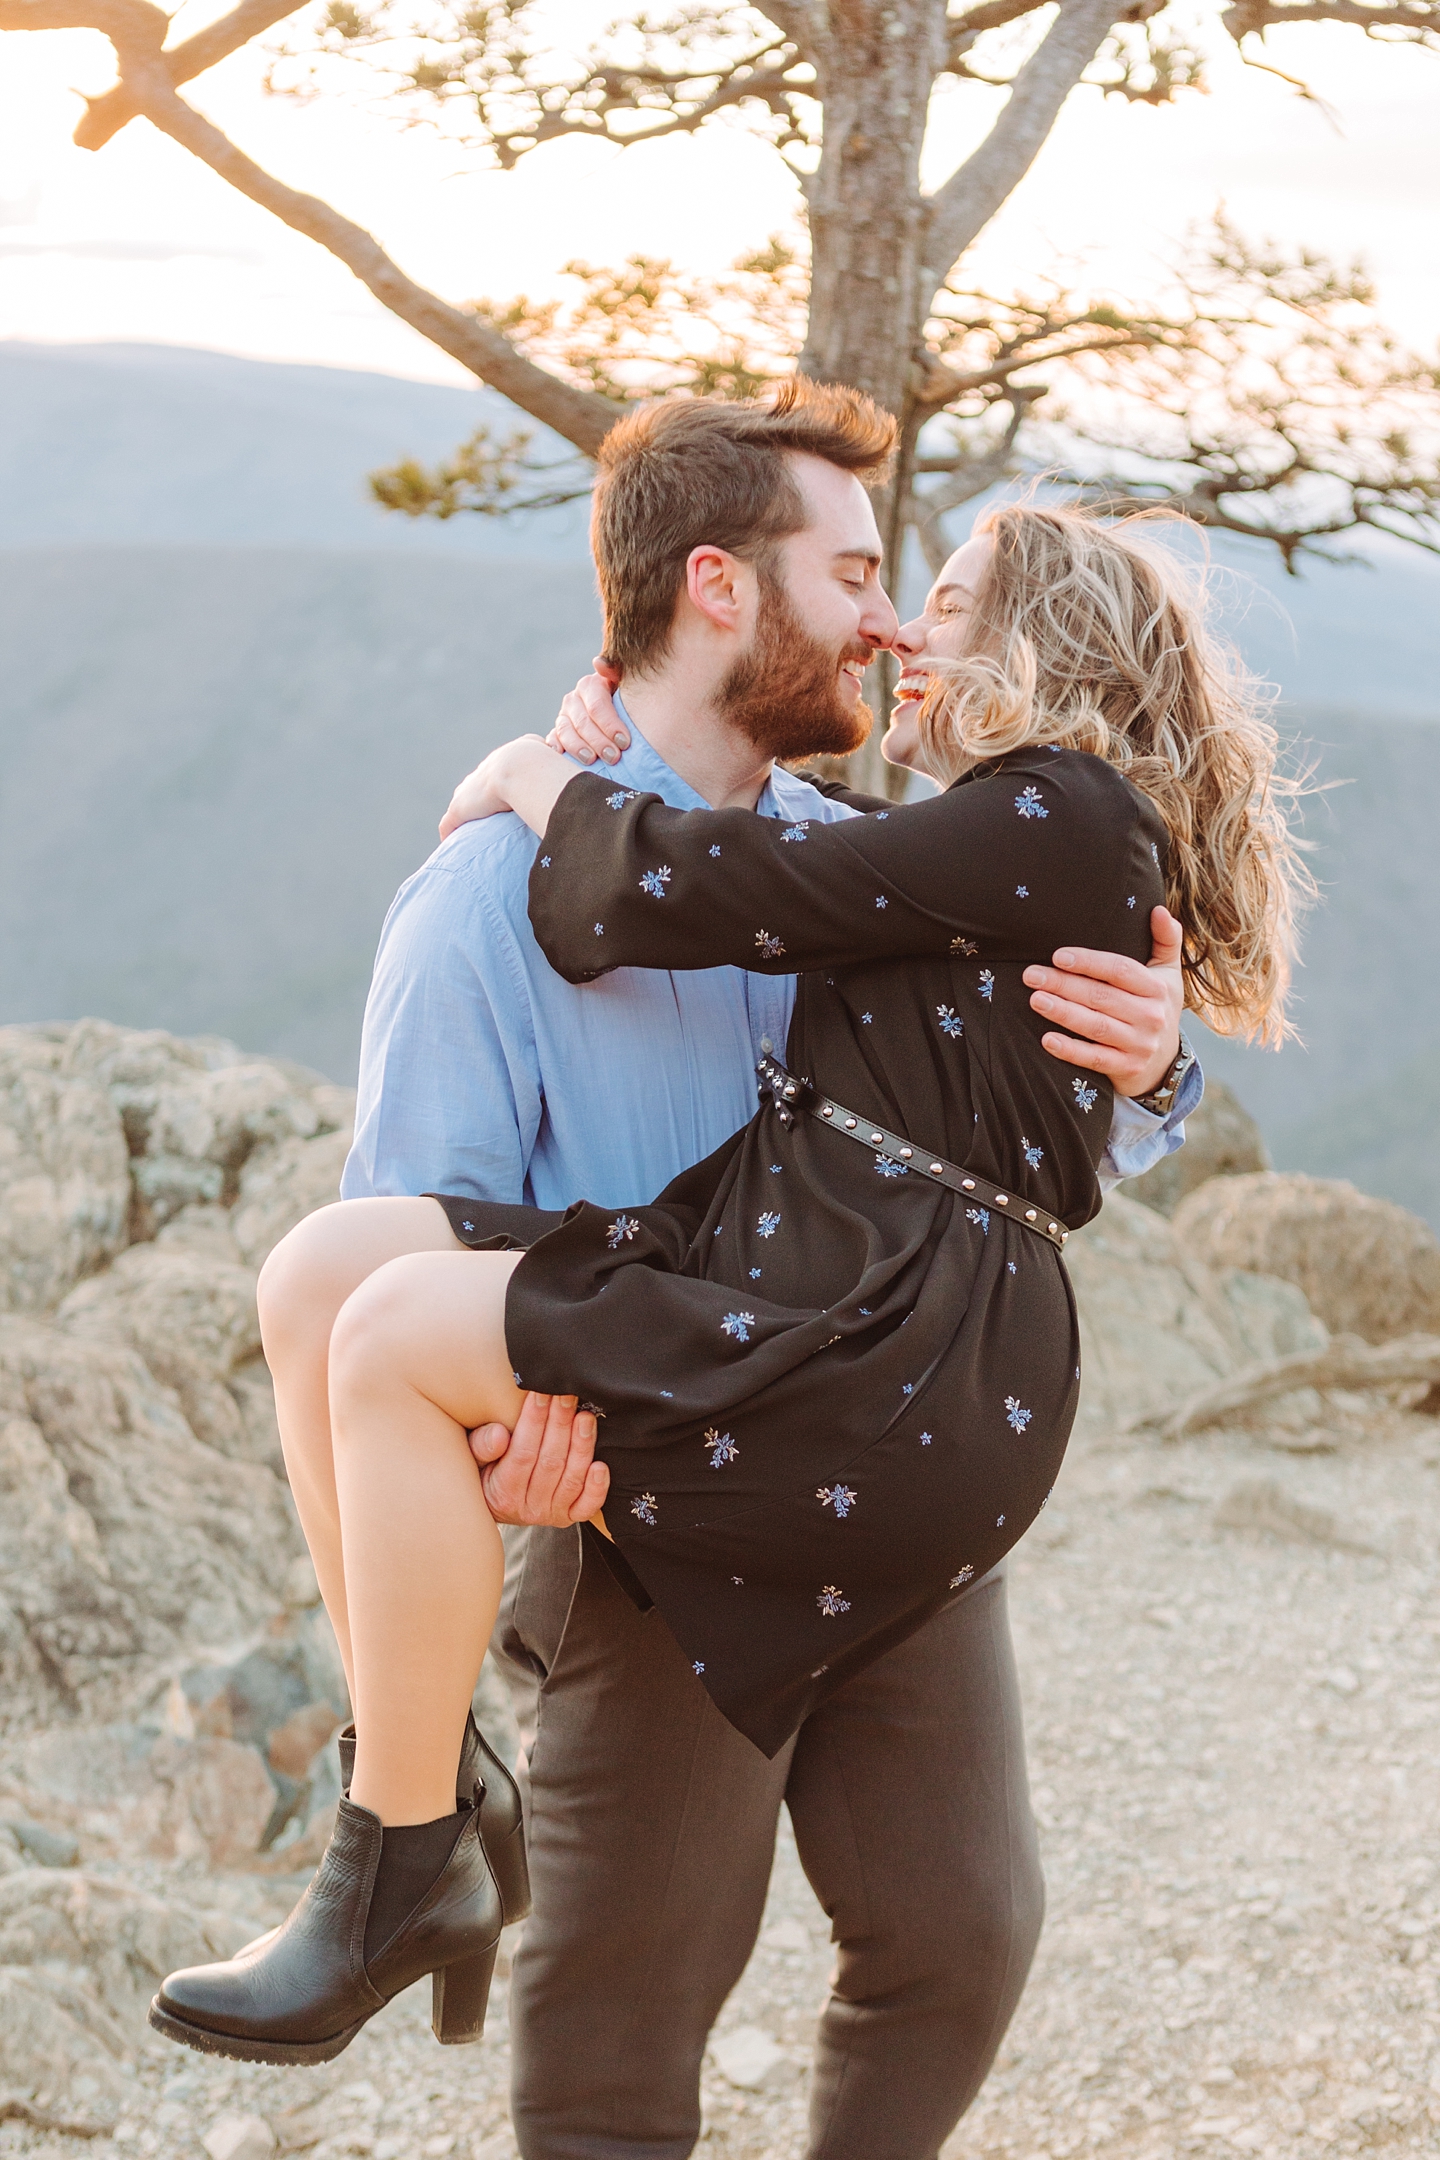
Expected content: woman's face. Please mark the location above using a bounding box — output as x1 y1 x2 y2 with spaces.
881 532 994 774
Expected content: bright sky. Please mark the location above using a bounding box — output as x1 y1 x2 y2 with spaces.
1 5 1437 385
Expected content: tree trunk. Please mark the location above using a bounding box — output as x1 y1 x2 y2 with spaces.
798 0 945 796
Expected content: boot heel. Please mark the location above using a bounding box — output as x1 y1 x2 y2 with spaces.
431 1940 499 2046
488 1821 531 1926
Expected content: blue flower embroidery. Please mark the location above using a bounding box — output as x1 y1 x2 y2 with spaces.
817 1484 857 1519
606 789 634 809
781 823 810 843
721 1311 756 1342
1016 884 1029 898
639 866 672 898
967 1206 991 1235
875 812 889 819
708 844 722 858
1072 1077 1098 1112
631 1492 658 1526
1151 841 1160 866
901 1382 914 1396
1005 1395 1033 1434
606 1214 640 1249
936 1004 963 1039
817 1584 851 1618
861 1011 873 1024
693 1660 705 1674
539 855 551 868
732 1575 744 1585
660 1389 673 1398
461 1219 475 1232
1126 894 1136 909
920 1431 932 1445
771 1164 782 1173
1022 1138 1044 1169
997 1513 1006 1527
950 1564 975 1588
951 936 978 957
979 969 995 1002
749 1267 762 1279
756 1211 781 1238
1015 786 1048 819
755 929 785 958
1007 1260 1017 1274
593 922 604 936
875 895 888 910
874 1156 908 1177
704 1427 739 1468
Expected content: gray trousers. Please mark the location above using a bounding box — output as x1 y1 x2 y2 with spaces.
493 1526 1044 2160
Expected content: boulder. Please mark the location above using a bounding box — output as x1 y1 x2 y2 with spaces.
1171 1172 1440 1345
0 1314 300 1727
0 1865 256 2108
1067 1191 1328 1429
1124 1076 1270 1218
0 1030 131 1314
232 1128 352 1270
57 1242 264 1459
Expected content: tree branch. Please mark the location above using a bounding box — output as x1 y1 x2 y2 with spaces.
1224 0 1439 36
0 0 625 454
75 0 309 151
1137 1333 1440 1443
923 0 1122 288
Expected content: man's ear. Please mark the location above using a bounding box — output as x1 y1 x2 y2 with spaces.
686 545 751 636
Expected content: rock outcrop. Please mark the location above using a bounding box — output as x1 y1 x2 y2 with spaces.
0 1021 356 1733
1067 1191 1328 1429
1123 1075 1270 1218
1171 1171 1440 1345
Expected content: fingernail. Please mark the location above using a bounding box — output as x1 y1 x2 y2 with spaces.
1032 993 1054 1011
1022 967 1041 985
1054 949 1075 966
603 748 618 763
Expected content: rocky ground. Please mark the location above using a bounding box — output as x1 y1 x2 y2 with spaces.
4 1020 1440 2160
4 1392 1438 2160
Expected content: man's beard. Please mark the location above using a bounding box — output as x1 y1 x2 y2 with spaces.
716 571 874 762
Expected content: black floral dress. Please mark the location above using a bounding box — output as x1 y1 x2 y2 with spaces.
437 747 1167 1756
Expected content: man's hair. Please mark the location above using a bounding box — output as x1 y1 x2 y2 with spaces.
591 378 896 675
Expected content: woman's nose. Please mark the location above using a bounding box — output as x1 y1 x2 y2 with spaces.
891 613 930 659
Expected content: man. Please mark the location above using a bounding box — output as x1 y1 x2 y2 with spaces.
343 382 1199 2160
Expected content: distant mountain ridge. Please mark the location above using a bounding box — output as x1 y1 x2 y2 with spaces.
2 343 1436 1220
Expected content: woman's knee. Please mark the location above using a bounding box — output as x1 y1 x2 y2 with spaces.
256 1202 359 1355
327 1253 437 1406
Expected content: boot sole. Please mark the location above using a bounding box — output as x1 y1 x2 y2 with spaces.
147 1997 370 2066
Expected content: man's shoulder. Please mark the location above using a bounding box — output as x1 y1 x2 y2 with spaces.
397 814 540 919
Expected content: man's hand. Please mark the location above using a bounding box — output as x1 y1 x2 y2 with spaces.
546 662 630 767
1024 906 1185 1099
469 1392 610 1527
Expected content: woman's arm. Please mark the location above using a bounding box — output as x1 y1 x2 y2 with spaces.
439 737 577 843
529 753 1164 984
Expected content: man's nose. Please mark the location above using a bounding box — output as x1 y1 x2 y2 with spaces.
862 585 901 648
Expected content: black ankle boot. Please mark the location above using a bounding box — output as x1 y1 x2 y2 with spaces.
337 1710 530 1925
147 1798 503 2065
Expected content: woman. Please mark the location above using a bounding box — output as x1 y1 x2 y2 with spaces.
149 503 1303 2068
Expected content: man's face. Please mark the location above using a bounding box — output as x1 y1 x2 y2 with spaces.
717 454 897 761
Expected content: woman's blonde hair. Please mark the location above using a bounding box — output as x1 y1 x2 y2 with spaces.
918 500 1311 1044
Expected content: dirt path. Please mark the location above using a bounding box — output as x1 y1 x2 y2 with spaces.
13 1403 1438 2160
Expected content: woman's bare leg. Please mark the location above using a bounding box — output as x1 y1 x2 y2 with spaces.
326 1250 526 1825
257 1198 463 1704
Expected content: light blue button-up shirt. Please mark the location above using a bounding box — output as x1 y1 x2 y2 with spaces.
343 712 1199 1208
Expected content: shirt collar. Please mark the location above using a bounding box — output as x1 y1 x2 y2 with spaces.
608 693 817 821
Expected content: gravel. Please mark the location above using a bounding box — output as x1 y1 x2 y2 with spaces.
3 1397 1437 2160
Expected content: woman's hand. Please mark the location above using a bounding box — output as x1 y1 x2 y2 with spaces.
439 736 573 842
545 661 630 767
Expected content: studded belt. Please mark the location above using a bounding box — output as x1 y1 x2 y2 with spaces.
756 1054 1071 1252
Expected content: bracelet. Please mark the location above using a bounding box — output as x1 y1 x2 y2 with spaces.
1133 1038 1195 1119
